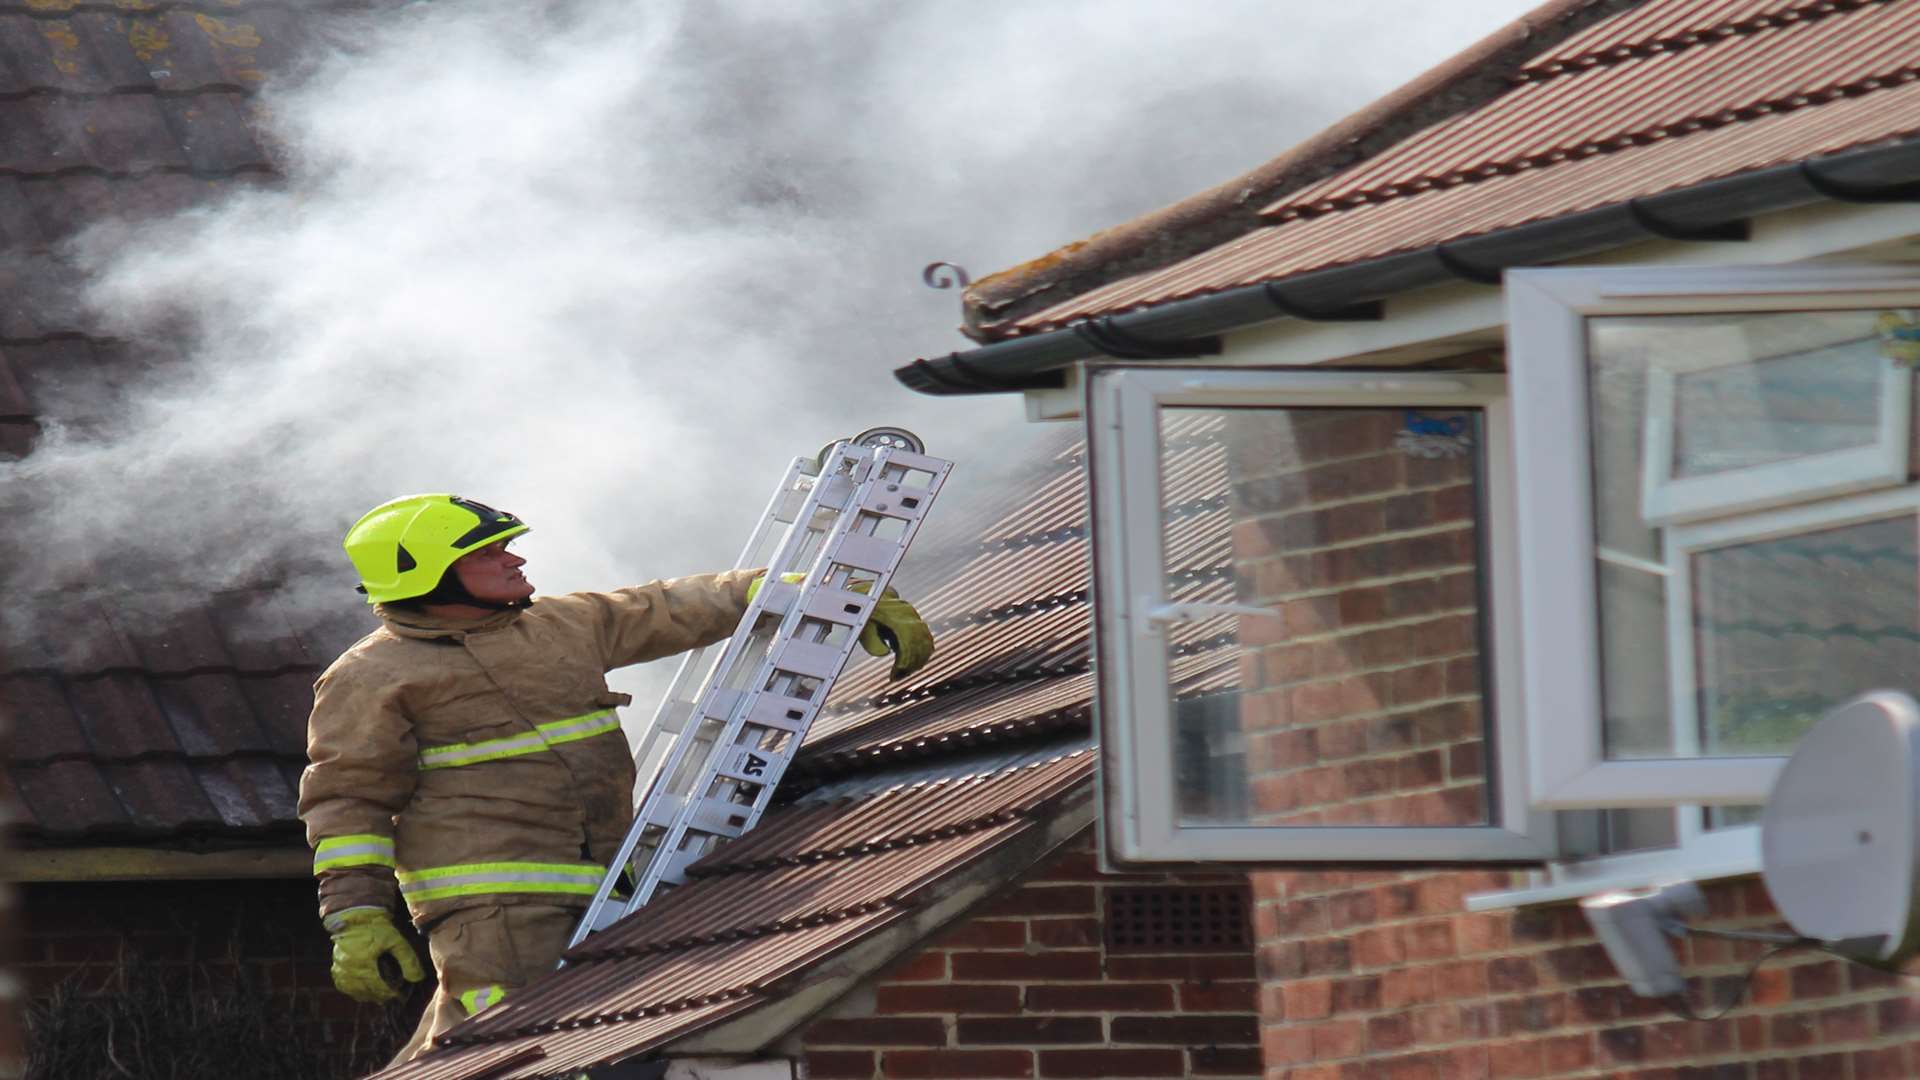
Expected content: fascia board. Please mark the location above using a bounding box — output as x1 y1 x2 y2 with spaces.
7 846 311 882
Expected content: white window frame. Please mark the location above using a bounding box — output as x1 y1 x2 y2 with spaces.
1086 365 1558 866
1666 484 1920 763
1639 349 1911 526
1509 264 1920 810
1469 813 1761 911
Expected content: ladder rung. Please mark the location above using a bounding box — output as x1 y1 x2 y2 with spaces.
874 449 945 476
828 534 900 573
771 489 806 523
656 699 696 736
719 746 781 782
688 797 754 835
699 688 746 723
637 792 687 830
743 692 815 732
859 486 931 521
768 639 843 681
801 587 876 627
814 473 857 508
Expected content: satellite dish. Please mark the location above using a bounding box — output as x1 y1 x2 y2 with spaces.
1760 690 1920 967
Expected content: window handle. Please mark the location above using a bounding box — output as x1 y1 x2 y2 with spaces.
1144 600 1281 629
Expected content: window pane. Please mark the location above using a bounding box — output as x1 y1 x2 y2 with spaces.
1690 514 1920 756
1585 309 1915 761
1161 406 1494 828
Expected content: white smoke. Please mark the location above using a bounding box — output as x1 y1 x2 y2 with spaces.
5 0 1543 694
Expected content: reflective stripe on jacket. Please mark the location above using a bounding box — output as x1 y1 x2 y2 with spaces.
298 571 758 924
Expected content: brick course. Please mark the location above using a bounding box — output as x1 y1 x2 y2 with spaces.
804 834 1261 1079
1248 866 1920 1079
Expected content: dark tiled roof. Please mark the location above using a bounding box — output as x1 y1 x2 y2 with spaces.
958 0 1920 339
0 3 353 847
2 590 355 845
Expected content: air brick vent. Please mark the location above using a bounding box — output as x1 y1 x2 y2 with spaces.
1104 886 1250 953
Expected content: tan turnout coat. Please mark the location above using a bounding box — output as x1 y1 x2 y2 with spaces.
298 571 757 926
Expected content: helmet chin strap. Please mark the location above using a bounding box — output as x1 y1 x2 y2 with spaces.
401 566 527 611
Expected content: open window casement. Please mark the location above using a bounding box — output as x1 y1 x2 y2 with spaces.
1086 366 1557 867
1509 265 1920 810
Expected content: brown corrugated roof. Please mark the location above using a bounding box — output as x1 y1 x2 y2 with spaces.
1015 76 1920 331
372 747 1098 1080
1264 0 1911 218
959 0 1920 340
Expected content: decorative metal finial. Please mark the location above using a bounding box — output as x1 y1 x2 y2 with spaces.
922 262 971 290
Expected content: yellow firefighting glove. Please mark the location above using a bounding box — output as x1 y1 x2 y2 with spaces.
324 907 425 1004
748 574 934 678
745 572 806 604
843 580 935 678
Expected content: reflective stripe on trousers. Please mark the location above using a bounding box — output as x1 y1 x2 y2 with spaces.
396 861 606 903
416 709 621 770
313 834 396 874
459 985 507 1015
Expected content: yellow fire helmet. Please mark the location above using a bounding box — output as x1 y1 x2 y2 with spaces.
343 494 530 604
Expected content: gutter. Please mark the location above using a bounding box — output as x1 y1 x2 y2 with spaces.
895 136 1920 396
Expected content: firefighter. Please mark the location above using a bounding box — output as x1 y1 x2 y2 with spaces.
299 494 933 1061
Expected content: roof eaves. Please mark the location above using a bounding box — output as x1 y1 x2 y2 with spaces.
895 133 1920 396
955 0 1636 340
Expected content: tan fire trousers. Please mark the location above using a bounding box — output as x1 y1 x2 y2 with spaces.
391 904 578 1065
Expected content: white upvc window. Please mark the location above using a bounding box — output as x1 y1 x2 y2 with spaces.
1085 366 1557 867
1510 265 1920 810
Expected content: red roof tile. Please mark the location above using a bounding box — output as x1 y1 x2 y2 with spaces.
1266 0 1913 218
1529 0 1848 69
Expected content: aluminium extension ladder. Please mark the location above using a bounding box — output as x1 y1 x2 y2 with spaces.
567 428 952 950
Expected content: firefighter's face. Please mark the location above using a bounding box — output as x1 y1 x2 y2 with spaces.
454 540 534 603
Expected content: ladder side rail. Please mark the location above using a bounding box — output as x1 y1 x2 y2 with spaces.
569 444 866 947
622 446 951 911
626 455 817 801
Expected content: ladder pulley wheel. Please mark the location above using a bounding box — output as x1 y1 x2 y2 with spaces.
814 427 925 470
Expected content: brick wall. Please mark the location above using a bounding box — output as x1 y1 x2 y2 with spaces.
1225 407 1487 831
1251 867 1920 1079
1211 403 1920 1077
801 833 1262 1079
16 877 413 1076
